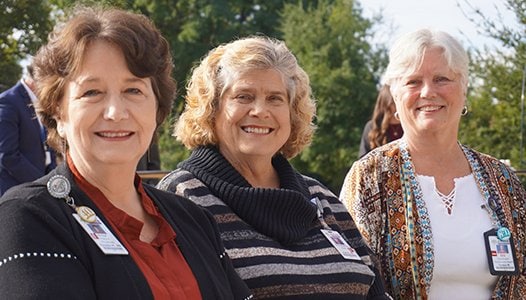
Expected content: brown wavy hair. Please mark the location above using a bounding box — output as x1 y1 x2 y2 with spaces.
33 5 176 152
368 85 396 149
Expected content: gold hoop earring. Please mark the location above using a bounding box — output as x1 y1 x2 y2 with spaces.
461 106 468 116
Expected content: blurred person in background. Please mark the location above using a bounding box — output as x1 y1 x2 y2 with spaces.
0 63 56 196
358 85 402 158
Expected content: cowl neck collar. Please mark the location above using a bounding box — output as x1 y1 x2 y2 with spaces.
179 146 317 244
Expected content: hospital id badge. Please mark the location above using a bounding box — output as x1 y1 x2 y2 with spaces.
483 228 518 275
73 214 129 255
321 229 362 260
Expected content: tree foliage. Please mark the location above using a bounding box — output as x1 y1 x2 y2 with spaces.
281 0 387 191
459 0 526 170
0 0 52 88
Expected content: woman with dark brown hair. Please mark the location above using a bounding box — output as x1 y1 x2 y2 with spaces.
358 85 402 158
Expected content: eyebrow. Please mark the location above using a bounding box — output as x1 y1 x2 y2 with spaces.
74 76 149 87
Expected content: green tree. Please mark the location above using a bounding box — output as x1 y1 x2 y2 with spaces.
0 0 52 88
281 0 387 191
459 0 526 171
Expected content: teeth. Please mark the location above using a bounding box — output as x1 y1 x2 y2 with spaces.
243 127 270 134
98 132 130 138
419 106 441 112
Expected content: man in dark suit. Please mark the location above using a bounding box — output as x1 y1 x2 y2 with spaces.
0 65 57 196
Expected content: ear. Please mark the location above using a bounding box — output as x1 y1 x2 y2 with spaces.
56 120 65 138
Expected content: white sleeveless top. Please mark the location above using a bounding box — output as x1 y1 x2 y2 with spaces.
418 174 497 299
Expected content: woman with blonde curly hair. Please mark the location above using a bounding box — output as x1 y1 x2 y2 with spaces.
158 36 389 299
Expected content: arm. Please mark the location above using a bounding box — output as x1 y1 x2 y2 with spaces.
339 160 380 251
147 186 252 300
200 208 253 299
0 192 96 299
506 168 526 297
0 97 45 182
307 175 391 299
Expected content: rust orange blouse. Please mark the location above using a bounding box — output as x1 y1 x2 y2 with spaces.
68 157 201 299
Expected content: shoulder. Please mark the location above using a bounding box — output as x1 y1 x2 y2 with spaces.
145 184 202 212
144 185 221 240
465 147 518 178
0 82 25 102
0 181 74 247
353 141 401 174
157 168 199 192
363 120 373 132
302 174 337 198
1 180 51 209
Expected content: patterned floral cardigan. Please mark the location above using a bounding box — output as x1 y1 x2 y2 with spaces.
340 140 526 300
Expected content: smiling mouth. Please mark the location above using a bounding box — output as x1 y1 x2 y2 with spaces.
418 105 443 112
242 126 272 134
96 132 133 138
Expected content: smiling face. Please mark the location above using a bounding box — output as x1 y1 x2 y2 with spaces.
392 47 465 140
215 68 291 164
57 40 157 172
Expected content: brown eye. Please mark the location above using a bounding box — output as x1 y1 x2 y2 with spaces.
82 89 101 97
126 88 142 95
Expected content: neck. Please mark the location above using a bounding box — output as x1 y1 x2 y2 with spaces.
236 160 280 188
404 135 460 160
403 136 471 193
221 152 280 188
71 155 138 205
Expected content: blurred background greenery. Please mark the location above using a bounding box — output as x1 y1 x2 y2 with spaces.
2 0 524 192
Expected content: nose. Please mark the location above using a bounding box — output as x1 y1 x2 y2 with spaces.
249 98 270 118
103 94 129 121
420 80 437 99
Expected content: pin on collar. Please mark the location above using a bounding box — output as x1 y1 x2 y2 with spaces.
47 175 97 223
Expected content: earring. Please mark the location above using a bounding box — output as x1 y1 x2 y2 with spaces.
461 105 468 116
394 111 400 120
61 138 68 159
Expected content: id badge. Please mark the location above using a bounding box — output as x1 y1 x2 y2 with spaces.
321 229 362 260
483 228 518 275
73 214 129 255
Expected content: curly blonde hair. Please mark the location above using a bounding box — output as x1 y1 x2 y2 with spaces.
175 36 316 159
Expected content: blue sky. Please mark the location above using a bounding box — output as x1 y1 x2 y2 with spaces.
359 0 518 51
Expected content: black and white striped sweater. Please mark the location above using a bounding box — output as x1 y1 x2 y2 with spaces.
157 146 388 299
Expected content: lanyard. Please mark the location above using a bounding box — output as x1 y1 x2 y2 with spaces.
461 145 512 241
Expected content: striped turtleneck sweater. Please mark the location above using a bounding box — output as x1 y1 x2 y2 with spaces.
157 146 388 299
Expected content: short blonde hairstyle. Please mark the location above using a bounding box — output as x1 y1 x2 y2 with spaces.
383 29 469 95
175 36 316 159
